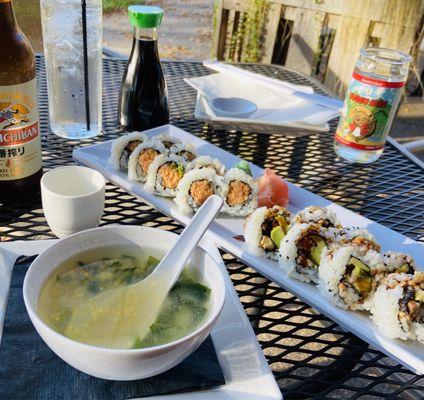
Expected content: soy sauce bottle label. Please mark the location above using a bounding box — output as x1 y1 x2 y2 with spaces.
335 72 404 151
0 79 42 180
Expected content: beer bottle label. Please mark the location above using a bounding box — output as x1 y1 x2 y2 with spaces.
0 79 42 180
335 72 404 151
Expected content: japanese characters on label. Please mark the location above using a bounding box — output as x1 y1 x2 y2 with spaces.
335 72 405 151
0 79 42 180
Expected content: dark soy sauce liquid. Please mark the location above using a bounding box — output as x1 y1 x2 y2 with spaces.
118 38 169 132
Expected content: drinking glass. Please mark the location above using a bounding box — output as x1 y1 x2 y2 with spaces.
40 0 102 139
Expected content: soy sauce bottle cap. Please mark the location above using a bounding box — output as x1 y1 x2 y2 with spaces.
128 5 164 29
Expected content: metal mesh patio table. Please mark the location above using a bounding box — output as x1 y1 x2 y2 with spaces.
1 56 423 399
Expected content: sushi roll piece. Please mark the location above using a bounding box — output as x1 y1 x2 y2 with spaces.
175 168 223 214
383 251 416 274
244 206 292 260
221 161 258 217
155 133 182 150
128 139 167 182
279 222 339 283
294 206 342 228
169 143 197 163
186 156 226 176
337 227 381 252
146 153 186 197
370 272 424 341
109 132 148 171
318 241 385 310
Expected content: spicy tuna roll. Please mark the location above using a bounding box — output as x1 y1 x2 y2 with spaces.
170 143 197 163
186 156 226 176
279 222 338 283
155 133 182 150
127 139 167 182
244 206 292 260
221 161 258 217
175 168 223 214
370 272 424 341
318 241 385 310
145 154 186 197
294 206 341 228
109 132 148 171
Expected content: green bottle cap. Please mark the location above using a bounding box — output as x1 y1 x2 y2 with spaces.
128 5 164 29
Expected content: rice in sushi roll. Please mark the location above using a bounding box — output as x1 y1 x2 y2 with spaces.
337 227 380 252
294 206 341 228
279 222 339 283
175 168 223 214
155 133 182 150
186 156 226 176
383 251 416 274
221 161 258 217
244 206 292 260
170 143 197 163
146 153 186 197
318 241 386 310
109 132 148 171
370 272 424 341
128 139 167 182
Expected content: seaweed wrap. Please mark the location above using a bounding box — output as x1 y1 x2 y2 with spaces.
145 153 186 197
109 132 148 171
244 206 292 260
279 222 339 283
169 143 197 163
221 161 258 217
186 155 226 176
319 240 386 310
294 206 342 228
174 168 223 214
127 139 167 182
370 272 424 341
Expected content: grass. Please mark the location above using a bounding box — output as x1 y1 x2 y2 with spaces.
103 0 142 13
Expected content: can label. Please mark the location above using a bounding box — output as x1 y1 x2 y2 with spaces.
0 79 42 181
335 72 404 151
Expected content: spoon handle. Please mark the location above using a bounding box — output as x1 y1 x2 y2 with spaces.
151 195 223 288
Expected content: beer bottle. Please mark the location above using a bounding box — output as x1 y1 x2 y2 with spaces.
0 0 42 203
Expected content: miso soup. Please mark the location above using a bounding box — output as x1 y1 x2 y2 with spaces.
38 245 211 349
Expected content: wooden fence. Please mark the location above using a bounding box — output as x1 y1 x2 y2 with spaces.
213 0 424 96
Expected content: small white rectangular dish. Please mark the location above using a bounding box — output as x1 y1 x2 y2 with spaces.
73 124 424 375
0 238 281 400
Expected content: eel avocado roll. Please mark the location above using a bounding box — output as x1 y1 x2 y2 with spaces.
318 241 385 310
175 168 223 214
128 139 167 182
155 133 182 150
186 156 226 176
278 222 338 283
370 272 424 341
109 132 148 171
170 143 197 163
383 251 416 275
146 153 186 197
294 206 342 228
244 206 292 260
221 161 258 217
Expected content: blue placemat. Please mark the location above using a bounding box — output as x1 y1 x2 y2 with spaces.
0 256 225 399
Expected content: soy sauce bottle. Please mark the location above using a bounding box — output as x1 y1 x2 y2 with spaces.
118 6 169 132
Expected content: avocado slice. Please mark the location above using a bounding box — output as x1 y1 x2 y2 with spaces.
270 226 285 248
309 235 326 266
415 289 424 302
352 276 372 296
397 263 413 274
275 215 289 234
349 257 370 275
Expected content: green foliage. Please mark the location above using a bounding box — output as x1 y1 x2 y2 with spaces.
103 0 140 13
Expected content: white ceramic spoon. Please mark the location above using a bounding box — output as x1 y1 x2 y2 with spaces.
65 195 223 349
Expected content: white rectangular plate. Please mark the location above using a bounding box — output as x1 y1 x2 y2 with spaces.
73 124 424 375
0 238 281 400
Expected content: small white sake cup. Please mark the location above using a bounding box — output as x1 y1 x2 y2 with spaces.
41 166 106 238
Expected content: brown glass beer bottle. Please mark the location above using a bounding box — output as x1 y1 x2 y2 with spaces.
0 0 42 203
